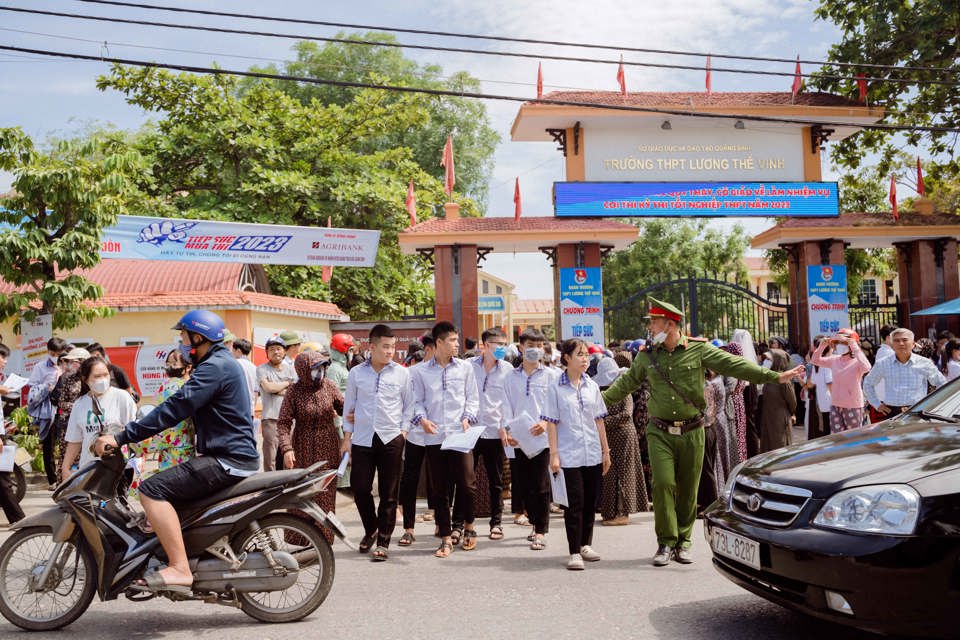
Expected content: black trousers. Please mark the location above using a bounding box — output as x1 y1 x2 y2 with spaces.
398 441 426 530
0 472 24 524
425 445 475 538
561 464 601 555
41 428 57 485
515 448 551 534
509 458 525 514
351 433 405 547
697 425 718 508
453 438 505 529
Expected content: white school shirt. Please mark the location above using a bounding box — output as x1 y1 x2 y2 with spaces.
502 363 558 452
469 356 513 439
542 371 608 469
810 366 833 413
343 360 414 447
65 388 137 467
410 357 479 446
236 357 258 417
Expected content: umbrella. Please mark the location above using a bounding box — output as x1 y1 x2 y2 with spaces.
911 297 960 316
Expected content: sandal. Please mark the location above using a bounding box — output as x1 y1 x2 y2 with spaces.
129 570 192 595
461 529 478 551
359 532 377 553
489 525 504 540
450 527 464 546
530 535 546 551
513 514 529 526
371 546 389 561
527 527 537 542
422 511 434 522
398 531 416 547
435 541 453 558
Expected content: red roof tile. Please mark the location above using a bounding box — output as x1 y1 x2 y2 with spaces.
744 256 769 270
405 216 636 234
514 298 554 314
535 91 862 109
99 290 347 320
770 211 960 229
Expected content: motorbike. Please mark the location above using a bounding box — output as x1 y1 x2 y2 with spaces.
0 442 352 631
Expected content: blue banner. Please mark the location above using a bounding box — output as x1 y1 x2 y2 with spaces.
807 265 849 345
553 182 839 217
98 215 380 267
478 296 505 312
559 268 605 344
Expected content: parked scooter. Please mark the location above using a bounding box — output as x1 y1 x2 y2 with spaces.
0 441 351 630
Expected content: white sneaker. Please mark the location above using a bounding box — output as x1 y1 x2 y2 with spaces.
580 545 601 562
567 553 585 570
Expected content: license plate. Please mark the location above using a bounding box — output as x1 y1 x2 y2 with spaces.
710 527 761 570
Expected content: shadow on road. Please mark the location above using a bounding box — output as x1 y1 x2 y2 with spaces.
648 594 911 640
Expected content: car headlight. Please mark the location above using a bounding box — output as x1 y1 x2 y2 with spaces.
813 484 920 535
722 461 747 504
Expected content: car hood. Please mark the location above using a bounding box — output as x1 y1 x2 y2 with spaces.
742 418 960 496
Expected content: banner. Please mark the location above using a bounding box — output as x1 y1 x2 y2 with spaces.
554 182 839 217
21 314 52 376
807 265 849 345
99 215 380 267
104 344 177 399
479 296 505 312
559 268 605 344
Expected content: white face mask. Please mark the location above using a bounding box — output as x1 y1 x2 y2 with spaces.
833 344 850 355
90 378 111 395
761 358 772 369
523 347 544 363
651 331 667 345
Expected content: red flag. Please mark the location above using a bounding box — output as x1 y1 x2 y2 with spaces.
856 73 867 103
536 62 543 100
791 55 802 100
513 177 522 221
616 54 626 97
405 180 417 226
321 216 333 283
889 175 898 222
705 54 712 97
440 135 455 197
916 157 926 197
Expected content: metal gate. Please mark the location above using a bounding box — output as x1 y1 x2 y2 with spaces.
605 275 792 344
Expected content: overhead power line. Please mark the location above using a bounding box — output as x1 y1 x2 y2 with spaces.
1 43 957 136
1 5 957 87
75 0 960 76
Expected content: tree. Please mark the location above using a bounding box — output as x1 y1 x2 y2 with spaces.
0 127 145 331
812 1 960 181
98 65 462 319
251 34 500 211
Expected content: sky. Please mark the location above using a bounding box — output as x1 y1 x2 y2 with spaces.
0 0 853 299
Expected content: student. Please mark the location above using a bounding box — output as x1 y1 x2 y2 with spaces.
232 338 259 420
257 337 297 471
397 337 433 545
342 325 414 561
544 338 612 571
456 327 512 541
501 328 558 551
410 321 479 558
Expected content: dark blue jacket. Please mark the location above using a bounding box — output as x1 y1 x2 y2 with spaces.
115 342 258 467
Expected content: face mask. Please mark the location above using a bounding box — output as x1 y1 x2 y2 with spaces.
179 343 194 365
833 344 850 355
523 347 544 363
311 367 326 382
493 345 508 360
165 366 185 378
761 358 772 369
90 378 111 395
651 331 667 345
50 355 59 365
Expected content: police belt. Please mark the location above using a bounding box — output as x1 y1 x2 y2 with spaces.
651 416 704 436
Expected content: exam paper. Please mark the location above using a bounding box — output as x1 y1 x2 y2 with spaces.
440 425 486 452
506 412 547 458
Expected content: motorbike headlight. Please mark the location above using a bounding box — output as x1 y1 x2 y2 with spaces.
813 484 920 535
722 461 747 504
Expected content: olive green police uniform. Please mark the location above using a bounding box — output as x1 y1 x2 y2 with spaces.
601 300 780 550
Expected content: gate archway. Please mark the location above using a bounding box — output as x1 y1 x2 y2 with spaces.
605 274 792 344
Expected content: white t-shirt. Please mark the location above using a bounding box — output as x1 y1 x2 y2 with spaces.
65 388 137 467
947 359 960 382
810 366 833 413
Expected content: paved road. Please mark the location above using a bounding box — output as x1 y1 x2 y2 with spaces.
0 483 895 640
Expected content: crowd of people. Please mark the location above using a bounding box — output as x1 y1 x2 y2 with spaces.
1 308 956 575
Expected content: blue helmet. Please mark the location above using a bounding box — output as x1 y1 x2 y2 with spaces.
172 310 225 342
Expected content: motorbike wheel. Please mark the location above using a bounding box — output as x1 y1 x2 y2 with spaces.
11 466 26 503
232 513 335 623
0 527 97 631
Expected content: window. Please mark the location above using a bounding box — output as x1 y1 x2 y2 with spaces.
765 282 781 301
482 280 489 294
858 279 879 305
121 337 148 346
885 280 895 301
496 285 503 294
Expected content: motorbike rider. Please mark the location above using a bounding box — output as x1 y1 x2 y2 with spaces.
94 310 258 592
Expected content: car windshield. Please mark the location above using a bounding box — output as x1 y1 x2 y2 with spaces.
903 375 960 419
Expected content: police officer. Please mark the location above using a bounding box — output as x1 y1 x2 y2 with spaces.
602 298 803 567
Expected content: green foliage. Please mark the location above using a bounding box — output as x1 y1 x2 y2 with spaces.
0 127 146 331
812 1 960 179
251 34 500 211
764 247 895 301
98 64 468 319
9 407 43 472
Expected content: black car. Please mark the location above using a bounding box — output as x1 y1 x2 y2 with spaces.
704 379 960 639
